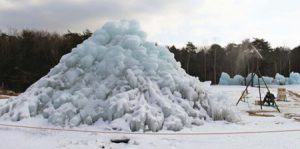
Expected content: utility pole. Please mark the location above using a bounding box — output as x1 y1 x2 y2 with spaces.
186 52 191 74
202 42 208 81
288 51 291 74
204 52 207 81
214 47 217 84
283 42 291 75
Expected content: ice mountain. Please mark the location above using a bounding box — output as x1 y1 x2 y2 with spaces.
0 20 239 132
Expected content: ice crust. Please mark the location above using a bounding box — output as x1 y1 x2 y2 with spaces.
0 20 239 132
219 72 300 85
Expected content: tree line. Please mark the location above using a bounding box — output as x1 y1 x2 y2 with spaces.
0 29 299 91
0 29 92 91
169 39 300 84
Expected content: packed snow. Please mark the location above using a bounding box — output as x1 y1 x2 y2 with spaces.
0 20 239 132
1 85 300 149
219 72 300 85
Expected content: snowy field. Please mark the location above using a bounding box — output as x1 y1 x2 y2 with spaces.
1 85 300 149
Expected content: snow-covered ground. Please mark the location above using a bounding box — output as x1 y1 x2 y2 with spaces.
1 85 300 149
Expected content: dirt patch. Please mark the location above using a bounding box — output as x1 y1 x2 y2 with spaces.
284 113 300 122
288 90 300 102
0 95 10 100
0 89 20 96
246 110 276 117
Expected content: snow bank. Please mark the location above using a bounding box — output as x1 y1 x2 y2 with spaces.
219 72 300 85
219 72 244 85
207 92 240 123
288 72 300 85
218 72 231 85
0 20 239 132
274 73 287 85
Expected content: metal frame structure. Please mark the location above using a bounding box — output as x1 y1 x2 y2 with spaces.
235 45 280 112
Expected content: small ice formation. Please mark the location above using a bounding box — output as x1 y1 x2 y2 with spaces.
219 72 300 85
0 20 239 132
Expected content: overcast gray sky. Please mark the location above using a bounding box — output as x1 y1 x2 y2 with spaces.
0 0 299 48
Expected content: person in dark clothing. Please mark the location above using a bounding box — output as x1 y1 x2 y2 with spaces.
263 92 276 106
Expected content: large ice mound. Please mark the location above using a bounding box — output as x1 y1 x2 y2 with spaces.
0 20 239 132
